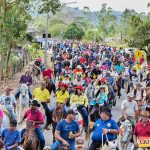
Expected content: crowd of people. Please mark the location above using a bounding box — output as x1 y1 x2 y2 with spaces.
0 41 149 150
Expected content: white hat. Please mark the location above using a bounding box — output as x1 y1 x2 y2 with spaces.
127 93 134 97
96 64 101 67
76 65 82 69
99 85 105 88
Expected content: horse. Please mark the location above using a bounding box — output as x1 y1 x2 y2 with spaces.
118 119 133 150
22 121 38 150
52 104 64 142
18 83 30 121
32 64 41 85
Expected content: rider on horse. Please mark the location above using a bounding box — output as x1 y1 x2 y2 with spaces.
33 81 51 130
118 93 138 126
20 100 45 150
1 119 21 150
15 69 32 99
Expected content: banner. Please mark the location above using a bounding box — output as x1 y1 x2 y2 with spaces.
137 137 150 148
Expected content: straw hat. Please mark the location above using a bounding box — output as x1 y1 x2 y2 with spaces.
140 111 150 117
4 86 13 91
76 65 82 69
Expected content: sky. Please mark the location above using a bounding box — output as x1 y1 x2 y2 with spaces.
60 0 150 13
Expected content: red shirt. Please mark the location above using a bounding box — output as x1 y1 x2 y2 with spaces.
79 57 86 64
134 120 150 137
24 108 44 128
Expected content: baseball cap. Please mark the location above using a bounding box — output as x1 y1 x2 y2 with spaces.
66 109 78 115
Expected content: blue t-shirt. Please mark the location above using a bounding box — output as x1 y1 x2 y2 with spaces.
56 119 80 142
92 118 118 142
2 129 21 148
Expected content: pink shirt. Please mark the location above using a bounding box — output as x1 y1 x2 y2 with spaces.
24 108 44 128
0 109 3 119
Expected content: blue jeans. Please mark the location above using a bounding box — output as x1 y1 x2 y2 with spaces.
21 128 45 149
51 140 75 150
77 105 88 127
8 109 16 119
15 88 32 99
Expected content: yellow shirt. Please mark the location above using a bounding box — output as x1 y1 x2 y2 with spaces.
105 85 109 95
33 88 50 103
70 94 88 107
56 90 69 104
134 64 141 71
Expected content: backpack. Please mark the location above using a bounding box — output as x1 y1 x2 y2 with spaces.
134 89 144 99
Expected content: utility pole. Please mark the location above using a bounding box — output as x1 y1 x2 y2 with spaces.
44 13 49 67
93 12 98 44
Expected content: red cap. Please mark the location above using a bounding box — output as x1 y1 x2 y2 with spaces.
100 77 106 83
75 85 84 91
58 82 68 89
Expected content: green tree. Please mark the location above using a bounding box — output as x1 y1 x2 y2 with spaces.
63 22 85 40
0 0 61 81
97 3 117 38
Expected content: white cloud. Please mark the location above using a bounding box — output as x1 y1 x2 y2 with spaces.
60 0 150 13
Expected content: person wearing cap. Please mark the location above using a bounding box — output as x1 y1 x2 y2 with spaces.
70 85 89 132
105 70 115 97
129 69 138 87
55 83 69 110
119 93 138 126
44 76 56 95
89 107 118 150
51 109 80 150
73 65 83 76
62 74 70 85
133 83 146 114
2 119 21 150
19 100 45 150
72 74 84 86
0 86 16 119
33 81 51 130
15 69 32 99
91 64 101 79
133 111 150 149
90 85 107 122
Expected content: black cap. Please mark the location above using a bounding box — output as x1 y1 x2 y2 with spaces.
31 100 40 107
66 109 78 115
101 107 112 116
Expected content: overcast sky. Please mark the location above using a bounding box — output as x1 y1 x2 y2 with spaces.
60 0 150 13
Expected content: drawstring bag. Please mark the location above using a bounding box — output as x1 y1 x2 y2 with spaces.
101 133 117 150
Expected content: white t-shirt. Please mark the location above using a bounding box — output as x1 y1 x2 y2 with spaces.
121 100 138 117
0 94 16 110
